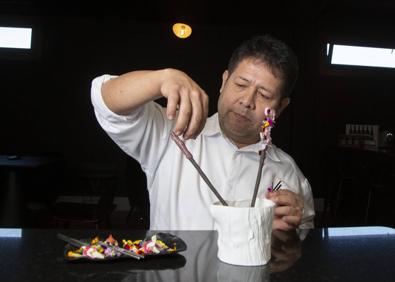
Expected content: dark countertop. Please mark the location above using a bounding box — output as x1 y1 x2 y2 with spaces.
1 226 395 282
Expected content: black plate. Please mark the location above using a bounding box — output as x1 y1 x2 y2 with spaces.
63 232 187 262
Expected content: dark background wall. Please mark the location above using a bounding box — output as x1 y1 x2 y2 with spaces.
1 1 395 223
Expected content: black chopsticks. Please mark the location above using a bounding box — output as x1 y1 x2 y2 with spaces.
268 180 282 193
273 180 282 191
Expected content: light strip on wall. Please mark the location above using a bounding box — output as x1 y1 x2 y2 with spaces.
0 27 32 49
0 228 22 238
322 226 395 238
331 44 395 69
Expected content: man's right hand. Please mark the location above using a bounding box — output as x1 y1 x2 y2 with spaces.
160 68 209 140
101 68 209 140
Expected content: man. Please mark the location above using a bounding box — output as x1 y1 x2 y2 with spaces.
91 34 315 231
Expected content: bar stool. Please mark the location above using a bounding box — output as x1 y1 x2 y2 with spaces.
329 149 371 226
123 157 150 229
365 166 395 225
52 162 117 229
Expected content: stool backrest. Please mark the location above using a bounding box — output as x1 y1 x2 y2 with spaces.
78 162 118 217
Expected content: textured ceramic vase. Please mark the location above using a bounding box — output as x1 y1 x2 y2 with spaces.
210 198 275 266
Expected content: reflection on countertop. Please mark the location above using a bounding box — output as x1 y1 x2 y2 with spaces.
1 227 395 281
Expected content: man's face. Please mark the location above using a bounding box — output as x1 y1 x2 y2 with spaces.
217 58 290 148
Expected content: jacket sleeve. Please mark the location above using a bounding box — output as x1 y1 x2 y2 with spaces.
90 74 173 177
299 177 315 229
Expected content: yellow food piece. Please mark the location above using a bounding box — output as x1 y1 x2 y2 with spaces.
67 251 82 257
91 236 99 244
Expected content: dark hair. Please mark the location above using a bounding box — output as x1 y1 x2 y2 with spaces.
227 34 299 98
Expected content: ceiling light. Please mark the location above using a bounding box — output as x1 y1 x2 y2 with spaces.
172 23 192 39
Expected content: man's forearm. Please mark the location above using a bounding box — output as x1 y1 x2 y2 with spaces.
101 70 164 115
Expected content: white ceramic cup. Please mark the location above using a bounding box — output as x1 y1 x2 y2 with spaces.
210 198 275 266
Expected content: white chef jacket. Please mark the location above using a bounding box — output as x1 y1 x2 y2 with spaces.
91 74 315 230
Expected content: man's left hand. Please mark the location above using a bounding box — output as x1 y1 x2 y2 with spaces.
266 189 304 231
269 229 302 273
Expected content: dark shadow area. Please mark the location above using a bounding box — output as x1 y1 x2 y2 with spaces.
1 0 395 229
322 147 395 227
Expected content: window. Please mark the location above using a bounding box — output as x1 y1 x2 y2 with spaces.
0 26 32 49
327 43 395 69
0 21 40 61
